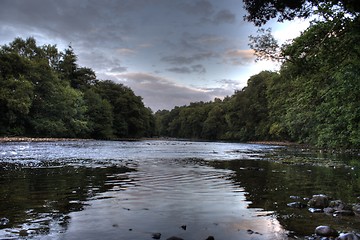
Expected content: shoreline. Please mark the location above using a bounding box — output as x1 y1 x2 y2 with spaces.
0 137 91 143
247 140 299 146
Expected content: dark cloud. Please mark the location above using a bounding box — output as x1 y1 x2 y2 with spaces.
213 9 236 24
167 64 206 74
114 72 215 110
180 0 214 16
110 66 128 73
161 52 214 65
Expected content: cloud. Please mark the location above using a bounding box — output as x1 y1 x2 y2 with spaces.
161 52 214 65
216 79 242 89
116 48 136 55
109 66 128 73
223 49 255 65
180 0 214 16
167 64 206 74
213 9 236 24
114 72 218 110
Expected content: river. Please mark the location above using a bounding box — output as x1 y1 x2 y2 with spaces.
0 140 359 239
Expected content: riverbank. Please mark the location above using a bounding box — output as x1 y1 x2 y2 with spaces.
247 140 300 146
0 137 90 143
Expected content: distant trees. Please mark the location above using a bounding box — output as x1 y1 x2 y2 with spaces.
154 71 277 142
0 37 155 139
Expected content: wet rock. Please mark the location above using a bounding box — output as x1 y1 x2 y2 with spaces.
353 204 360 215
315 225 339 238
329 200 352 211
205 236 215 240
246 229 261 235
309 208 323 213
247 229 254 234
323 207 335 214
336 233 360 240
0 217 9 226
290 195 302 200
180 225 186 230
166 237 184 240
152 232 161 239
333 210 355 217
287 201 307 209
308 194 330 209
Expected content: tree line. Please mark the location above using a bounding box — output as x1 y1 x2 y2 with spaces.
155 0 360 149
1 0 359 149
0 37 155 139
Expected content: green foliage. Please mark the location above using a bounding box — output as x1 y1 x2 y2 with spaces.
243 0 360 26
0 37 154 139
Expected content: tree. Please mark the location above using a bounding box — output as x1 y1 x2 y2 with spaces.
84 89 114 139
0 37 153 139
243 0 360 26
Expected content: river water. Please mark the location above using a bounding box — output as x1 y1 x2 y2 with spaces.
0 140 359 239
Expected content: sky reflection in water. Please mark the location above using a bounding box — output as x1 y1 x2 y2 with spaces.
0 140 359 239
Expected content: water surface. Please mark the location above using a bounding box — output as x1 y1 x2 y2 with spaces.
0 140 359 239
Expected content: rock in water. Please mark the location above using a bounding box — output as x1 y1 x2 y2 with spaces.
333 210 355 216
166 237 184 240
287 202 307 208
308 194 329 209
337 233 360 240
315 225 339 237
0 218 9 226
352 204 360 215
152 233 161 239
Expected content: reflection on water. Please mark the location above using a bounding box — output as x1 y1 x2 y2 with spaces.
0 140 359 239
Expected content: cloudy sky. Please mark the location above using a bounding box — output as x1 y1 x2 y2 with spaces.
0 0 308 111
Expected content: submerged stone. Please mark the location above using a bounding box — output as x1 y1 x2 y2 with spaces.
287 201 307 208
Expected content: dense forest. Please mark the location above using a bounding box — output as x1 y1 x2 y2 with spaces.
0 38 155 139
155 0 360 149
